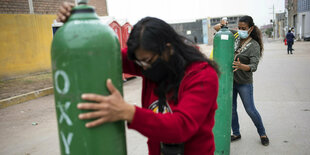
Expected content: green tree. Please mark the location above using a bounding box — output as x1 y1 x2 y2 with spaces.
265 28 273 38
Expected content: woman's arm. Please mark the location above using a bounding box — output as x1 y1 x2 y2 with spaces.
213 18 228 32
56 2 74 22
213 23 222 32
128 66 218 143
121 48 142 76
77 79 136 127
235 43 260 73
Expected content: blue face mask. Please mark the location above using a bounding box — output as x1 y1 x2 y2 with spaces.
238 30 249 39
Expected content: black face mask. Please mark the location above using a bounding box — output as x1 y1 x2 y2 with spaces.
142 58 171 83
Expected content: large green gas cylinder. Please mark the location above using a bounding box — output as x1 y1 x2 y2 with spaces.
212 27 234 155
51 1 126 155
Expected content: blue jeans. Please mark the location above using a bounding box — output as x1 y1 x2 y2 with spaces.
232 82 266 136
287 41 293 54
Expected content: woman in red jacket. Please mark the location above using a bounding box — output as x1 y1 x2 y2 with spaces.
58 4 220 155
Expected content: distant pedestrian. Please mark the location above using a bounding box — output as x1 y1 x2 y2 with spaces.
290 27 295 36
291 27 295 50
286 29 295 54
214 15 270 146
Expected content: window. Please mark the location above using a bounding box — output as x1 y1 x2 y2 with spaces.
298 0 310 12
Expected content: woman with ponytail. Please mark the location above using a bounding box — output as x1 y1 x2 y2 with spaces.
228 15 269 146
215 15 269 146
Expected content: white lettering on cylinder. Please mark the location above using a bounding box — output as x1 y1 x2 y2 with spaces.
58 101 73 126
55 70 70 94
61 131 73 155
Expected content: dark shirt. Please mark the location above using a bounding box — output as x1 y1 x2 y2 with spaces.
230 30 261 84
286 32 295 43
234 39 261 84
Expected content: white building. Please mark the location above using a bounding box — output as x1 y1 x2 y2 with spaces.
296 0 310 40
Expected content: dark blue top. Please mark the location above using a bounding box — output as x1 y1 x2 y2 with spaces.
286 32 295 43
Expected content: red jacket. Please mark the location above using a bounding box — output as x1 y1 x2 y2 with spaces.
122 48 218 155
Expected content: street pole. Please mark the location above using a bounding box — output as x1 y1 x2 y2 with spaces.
269 4 275 39
273 4 275 39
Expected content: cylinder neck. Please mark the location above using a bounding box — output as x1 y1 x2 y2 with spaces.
219 27 229 32
67 5 98 21
77 0 89 5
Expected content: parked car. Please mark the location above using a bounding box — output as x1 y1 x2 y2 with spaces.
304 34 310 41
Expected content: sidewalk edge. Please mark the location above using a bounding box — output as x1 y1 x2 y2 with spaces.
0 87 54 109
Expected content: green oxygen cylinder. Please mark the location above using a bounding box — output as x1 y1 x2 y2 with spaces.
212 26 234 155
50 1 126 155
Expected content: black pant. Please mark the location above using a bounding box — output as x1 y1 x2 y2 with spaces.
287 42 293 54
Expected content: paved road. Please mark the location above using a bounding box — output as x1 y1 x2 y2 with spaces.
0 41 309 155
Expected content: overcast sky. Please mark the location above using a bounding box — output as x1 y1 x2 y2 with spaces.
106 0 285 27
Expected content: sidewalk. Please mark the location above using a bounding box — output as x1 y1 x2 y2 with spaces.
0 72 53 108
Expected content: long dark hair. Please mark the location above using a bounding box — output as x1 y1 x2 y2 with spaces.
127 17 219 104
239 15 264 57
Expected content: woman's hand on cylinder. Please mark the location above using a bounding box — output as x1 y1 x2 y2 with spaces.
213 19 228 31
213 23 222 31
233 58 242 72
233 58 250 72
220 19 228 26
77 79 135 128
56 2 75 23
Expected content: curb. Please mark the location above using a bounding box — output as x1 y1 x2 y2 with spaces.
0 87 54 109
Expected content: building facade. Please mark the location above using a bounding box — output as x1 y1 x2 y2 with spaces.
170 20 204 44
209 15 245 44
286 0 298 29
296 0 310 39
0 0 108 16
170 18 214 45
275 12 287 39
209 15 244 30
286 0 310 40
170 15 245 45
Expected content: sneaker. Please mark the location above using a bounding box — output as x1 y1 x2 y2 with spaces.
260 136 269 146
231 135 241 142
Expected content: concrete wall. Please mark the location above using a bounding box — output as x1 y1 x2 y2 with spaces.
0 14 56 80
